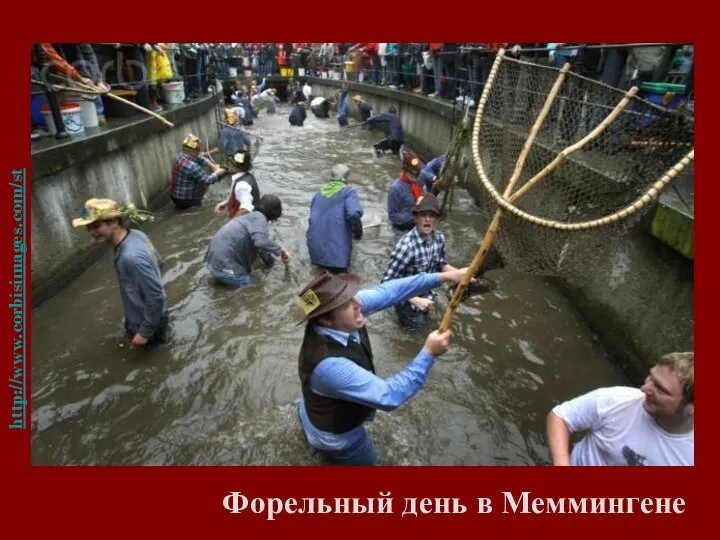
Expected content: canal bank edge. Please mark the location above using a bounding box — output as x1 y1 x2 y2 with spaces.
308 78 693 377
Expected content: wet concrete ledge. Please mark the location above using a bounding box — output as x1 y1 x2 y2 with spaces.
32 96 217 180
308 78 694 374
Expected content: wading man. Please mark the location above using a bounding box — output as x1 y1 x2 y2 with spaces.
306 164 363 274
214 150 260 219
170 134 227 210
72 198 168 347
205 195 291 287
382 192 462 331
296 267 469 465
546 352 694 466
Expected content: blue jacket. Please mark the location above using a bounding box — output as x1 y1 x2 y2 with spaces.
307 183 363 269
419 155 444 191
367 112 403 142
387 177 418 229
358 101 373 122
289 104 307 126
337 89 349 122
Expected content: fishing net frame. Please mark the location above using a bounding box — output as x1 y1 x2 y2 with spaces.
439 48 695 332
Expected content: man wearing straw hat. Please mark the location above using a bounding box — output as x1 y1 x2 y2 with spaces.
352 95 373 124
72 198 168 347
296 266 469 465
170 134 227 211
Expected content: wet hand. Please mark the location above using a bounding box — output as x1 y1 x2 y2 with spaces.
281 248 291 265
442 267 472 285
423 329 451 358
410 297 434 312
131 334 149 346
214 201 227 214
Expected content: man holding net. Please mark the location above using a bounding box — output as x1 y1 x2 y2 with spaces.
381 193 463 332
546 352 694 466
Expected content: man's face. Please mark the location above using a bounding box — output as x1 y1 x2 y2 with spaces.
640 365 690 418
415 211 439 236
324 298 366 332
86 220 117 242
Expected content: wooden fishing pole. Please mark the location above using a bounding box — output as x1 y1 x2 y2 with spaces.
438 54 570 332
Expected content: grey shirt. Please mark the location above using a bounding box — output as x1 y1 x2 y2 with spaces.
205 211 282 277
113 229 168 338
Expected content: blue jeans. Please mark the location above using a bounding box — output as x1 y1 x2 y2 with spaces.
209 268 251 287
320 429 378 466
468 55 485 102
395 302 428 332
432 56 443 94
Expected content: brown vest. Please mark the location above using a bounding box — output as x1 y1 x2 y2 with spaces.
298 324 376 434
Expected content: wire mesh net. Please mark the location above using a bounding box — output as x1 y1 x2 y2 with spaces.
471 53 694 282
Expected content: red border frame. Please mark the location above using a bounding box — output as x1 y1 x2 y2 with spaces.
5 6 710 535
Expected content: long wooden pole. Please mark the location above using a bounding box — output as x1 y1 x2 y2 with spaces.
438 60 571 332
41 76 175 128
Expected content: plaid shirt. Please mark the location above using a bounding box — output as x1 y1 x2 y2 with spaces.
381 227 447 311
170 152 219 201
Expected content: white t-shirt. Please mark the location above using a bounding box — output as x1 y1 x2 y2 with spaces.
552 387 694 466
303 84 312 100
230 173 254 212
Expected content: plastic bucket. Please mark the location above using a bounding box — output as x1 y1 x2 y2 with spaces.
64 94 99 128
40 103 84 136
162 81 185 104
344 61 356 74
244 69 252 77
321 71 328 79
229 67 238 77
298 68 306 77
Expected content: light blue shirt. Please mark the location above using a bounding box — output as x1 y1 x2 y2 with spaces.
298 273 442 451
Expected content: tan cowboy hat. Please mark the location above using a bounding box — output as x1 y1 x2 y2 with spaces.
297 272 362 324
352 95 364 103
71 198 124 228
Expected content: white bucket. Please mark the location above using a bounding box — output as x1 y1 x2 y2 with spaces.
298 68 305 77
229 67 238 77
244 69 252 77
358 72 365 83
162 81 185 104
321 71 328 79
40 103 84 136
64 94 99 128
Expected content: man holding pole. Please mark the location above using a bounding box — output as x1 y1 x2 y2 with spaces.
170 134 227 210
296 266 469 465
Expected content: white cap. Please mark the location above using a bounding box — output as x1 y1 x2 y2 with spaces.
332 164 349 180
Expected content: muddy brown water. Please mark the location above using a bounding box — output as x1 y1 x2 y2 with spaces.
31 104 629 465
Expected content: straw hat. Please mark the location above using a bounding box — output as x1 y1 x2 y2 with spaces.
352 95 364 103
71 198 124 228
182 134 200 149
297 272 362 324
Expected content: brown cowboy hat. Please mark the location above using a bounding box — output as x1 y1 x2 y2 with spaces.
296 271 362 324
413 192 441 216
